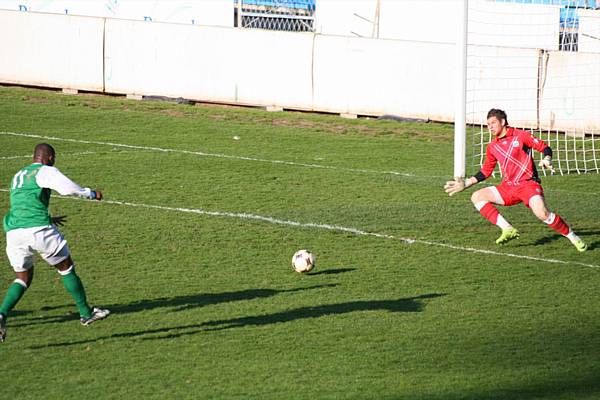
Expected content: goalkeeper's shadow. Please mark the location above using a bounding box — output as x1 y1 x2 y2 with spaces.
532 233 563 246
531 229 599 250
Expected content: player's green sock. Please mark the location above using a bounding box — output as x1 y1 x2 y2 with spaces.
0 280 28 317
61 270 92 319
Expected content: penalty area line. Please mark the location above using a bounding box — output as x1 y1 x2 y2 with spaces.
49 193 599 270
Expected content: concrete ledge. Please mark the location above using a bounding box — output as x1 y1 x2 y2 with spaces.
264 105 283 112
340 113 358 119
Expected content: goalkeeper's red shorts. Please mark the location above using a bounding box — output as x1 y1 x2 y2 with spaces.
496 180 544 208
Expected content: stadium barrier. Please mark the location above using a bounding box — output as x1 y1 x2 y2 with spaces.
1 8 599 131
0 11 104 91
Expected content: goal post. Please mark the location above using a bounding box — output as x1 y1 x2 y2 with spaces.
455 0 600 178
454 0 469 180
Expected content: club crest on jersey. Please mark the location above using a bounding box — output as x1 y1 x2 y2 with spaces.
512 141 520 147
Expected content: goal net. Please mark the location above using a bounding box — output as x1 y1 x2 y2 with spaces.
459 0 600 178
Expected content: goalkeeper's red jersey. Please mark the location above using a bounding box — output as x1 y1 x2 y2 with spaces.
481 127 548 185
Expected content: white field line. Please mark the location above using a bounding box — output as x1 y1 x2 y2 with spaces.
0 188 593 269
2 131 598 197
99 200 600 269
0 130 418 178
0 151 96 160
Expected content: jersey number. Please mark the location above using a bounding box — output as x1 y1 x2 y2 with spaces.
11 170 28 189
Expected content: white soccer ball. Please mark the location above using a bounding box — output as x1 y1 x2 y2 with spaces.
292 249 316 273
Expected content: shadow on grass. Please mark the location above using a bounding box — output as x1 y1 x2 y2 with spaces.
109 283 339 314
422 369 600 400
528 229 598 249
13 284 338 328
29 292 446 349
308 267 356 276
531 233 563 246
165 293 446 337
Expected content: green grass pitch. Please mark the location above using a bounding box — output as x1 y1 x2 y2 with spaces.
0 86 599 399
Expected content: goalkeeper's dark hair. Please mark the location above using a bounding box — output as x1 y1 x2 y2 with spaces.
487 108 508 126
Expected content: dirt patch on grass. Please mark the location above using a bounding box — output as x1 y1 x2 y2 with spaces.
160 109 186 117
24 96 51 105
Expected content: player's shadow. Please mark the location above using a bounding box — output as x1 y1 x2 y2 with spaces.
13 284 339 328
532 229 600 249
29 293 446 349
108 283 339 314
181 292 447 336
531 233 563 246
578 229 600 251
308 267 355 276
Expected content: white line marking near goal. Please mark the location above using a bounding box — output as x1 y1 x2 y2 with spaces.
0 189 587 270
0 131 416 177
0 151 97 160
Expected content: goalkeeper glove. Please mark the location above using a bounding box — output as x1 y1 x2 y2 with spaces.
444 178 471 197
538 155 554 172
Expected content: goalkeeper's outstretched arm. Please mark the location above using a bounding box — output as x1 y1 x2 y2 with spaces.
444 171 487 196
538 146 554 172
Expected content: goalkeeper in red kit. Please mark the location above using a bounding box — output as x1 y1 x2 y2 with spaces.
444 108 588 252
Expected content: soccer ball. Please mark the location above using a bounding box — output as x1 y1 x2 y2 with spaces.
292 249 316 273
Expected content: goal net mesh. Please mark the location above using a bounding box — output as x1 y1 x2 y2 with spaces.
465 0 600 177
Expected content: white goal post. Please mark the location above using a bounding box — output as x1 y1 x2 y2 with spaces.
454 0 600 179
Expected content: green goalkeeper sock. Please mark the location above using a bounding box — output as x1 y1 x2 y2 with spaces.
0 280 28 317
61 270 92 319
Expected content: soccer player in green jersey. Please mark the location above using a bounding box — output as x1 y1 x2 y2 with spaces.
0 143 109 343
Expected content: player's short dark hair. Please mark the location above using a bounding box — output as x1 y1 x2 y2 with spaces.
34 143 56 158
487 109 508 126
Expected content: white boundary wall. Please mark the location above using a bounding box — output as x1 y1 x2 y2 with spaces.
105 20 314 108
312 36 454 120
579 9 600 53
315 0 559 49
540 52 600 132
0 8 599 131
0 11 104 91
0 0 231 26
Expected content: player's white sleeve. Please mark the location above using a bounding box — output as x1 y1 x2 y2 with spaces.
35 165 94 199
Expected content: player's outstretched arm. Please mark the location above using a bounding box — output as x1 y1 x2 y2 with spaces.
444 177 476 196
36 165 102 200
538 156 554 172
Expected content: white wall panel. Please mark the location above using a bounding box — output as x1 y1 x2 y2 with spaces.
313 35 455 120
0 0 232 26
579 9 600 54
540 52 600 132
0 10 104 90
104 19 313 107
315 0 558 49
